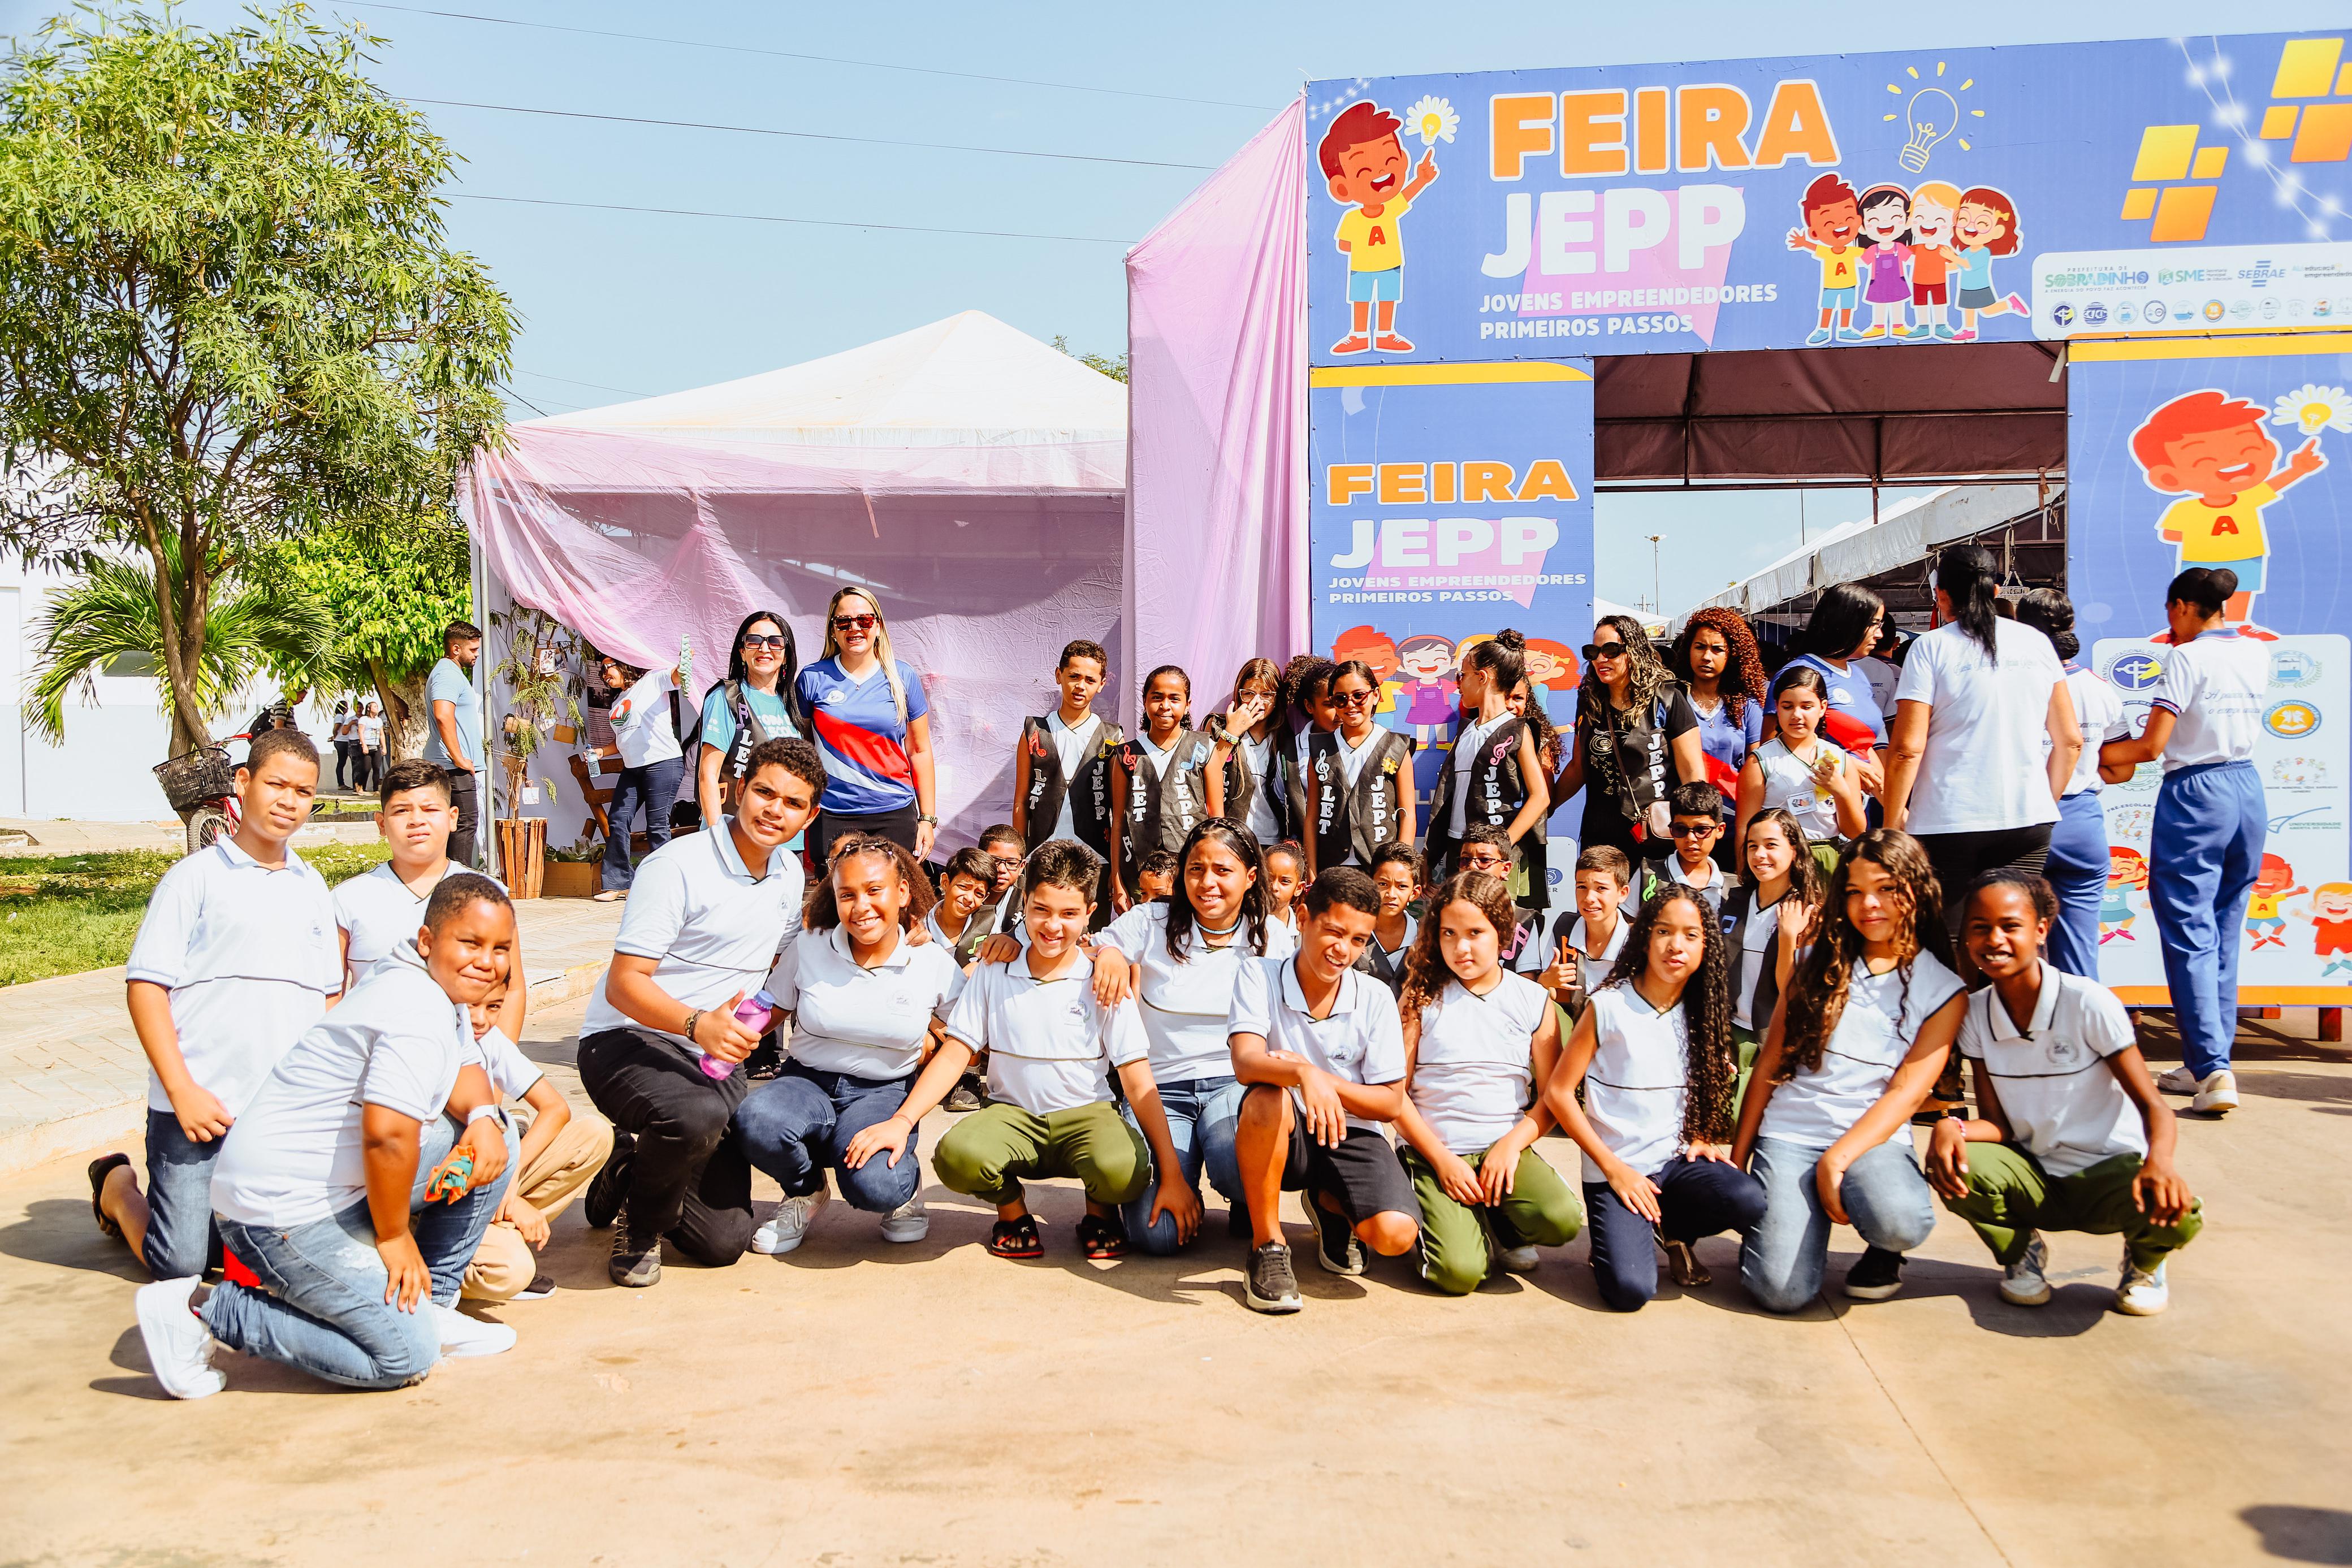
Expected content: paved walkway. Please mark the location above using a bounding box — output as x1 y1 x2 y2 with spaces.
0 896 622 1175
0 816 383 855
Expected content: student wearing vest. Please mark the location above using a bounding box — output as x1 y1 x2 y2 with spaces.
1279 657 1338 842
1425 633 1550 889
1013 640 1125 875
696 610 805 832
1719 807 1822 1093
1304 660 1416 878
1204 657 1291 848
1109 666 1216 914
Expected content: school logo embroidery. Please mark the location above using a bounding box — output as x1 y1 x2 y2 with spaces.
2046 1037 2081 1067
2107 651 2165 691
2270 649 2321 688
2265 701 2321 739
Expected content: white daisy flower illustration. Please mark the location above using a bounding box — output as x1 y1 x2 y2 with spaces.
1404 95 1459 149
2271 382 2352 436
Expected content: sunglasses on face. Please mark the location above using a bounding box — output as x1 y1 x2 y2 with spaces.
1461 854 1510 871
741 634 789 650
1334 688 1376 708
830 613 878 633
1584 642 1628 661
1669 821 1722 839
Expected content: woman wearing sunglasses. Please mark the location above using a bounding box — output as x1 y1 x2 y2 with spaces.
695 610 806 835
793 588 939 861
1546 616 1706 867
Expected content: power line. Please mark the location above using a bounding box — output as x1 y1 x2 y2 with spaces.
497 382 553 417
338 2 1281 112
514 367 654 399
447 190 1134 245
405 96 1213 171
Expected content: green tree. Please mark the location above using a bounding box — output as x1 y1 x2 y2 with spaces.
0 4 513 787
1052 334 1130 383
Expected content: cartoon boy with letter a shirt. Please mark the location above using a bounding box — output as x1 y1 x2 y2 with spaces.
1320 102 1437 356
1787 173 1864 346
2130 389 2325 633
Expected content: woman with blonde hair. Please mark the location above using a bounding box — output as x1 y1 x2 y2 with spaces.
793 587 939 860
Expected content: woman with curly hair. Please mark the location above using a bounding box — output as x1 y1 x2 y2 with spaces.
1548 614 1707 866
1732 830 1966 1312
1672 609 1769 815
1545 886 1764 1310
1390 869 1584 1295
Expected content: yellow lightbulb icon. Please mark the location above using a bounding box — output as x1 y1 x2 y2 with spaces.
1900 88 1958 173
2298 401 2334 435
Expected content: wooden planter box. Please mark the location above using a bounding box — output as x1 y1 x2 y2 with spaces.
494 816 547 899
541 859 600 899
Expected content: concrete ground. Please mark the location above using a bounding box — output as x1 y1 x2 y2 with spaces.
3 997 2347 1567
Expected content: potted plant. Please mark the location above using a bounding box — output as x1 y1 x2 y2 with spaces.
486 605 586 898
540 835 604 899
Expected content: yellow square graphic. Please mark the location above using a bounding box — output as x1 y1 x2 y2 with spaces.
2271 37 2344 98
2191 145 2229 178
2293 101 2352 163
2262 106 2301 139
2120 187 2159 220
2131 125 2199 181
2151 184 2217 243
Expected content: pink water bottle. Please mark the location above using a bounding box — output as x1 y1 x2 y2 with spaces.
697 990 775 1079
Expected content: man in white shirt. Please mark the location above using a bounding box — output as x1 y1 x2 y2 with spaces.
576 738 824 1288
132 874 519 1398
93 730 343 1281
1228 867 1418 1314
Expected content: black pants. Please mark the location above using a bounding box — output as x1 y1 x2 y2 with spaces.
332 739 357 791
361 747 383 792
1583 1156 1768 1311
1914 822 2053 933
447 771 479 868
576 1027 756 1266
811 803 919 864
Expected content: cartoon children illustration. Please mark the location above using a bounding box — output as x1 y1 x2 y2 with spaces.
2101 846 2148 943
1787 174 1864 345
1520 637 1581 716
2245 853 2307 950
1319 102 1438 357
1855 184 1914 340
1394 633 1459 746
2130 389 2327 631
1899 181 1964 340
1332 625 1404 722
2311 882 2352 978
1949 185 2030 341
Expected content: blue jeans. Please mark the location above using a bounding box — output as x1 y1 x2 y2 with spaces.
202 1115 512 1390
2046 789 2109 981
1739 1135 1938 1315
1119 1077 1247 1255
603 754 686 892
735 1060 920 1213
142 1108 224 1280
2152 759 2266 1078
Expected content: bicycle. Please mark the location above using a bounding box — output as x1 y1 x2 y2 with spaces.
152 733 252 855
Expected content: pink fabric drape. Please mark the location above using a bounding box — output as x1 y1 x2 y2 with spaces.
1125 100 1309 728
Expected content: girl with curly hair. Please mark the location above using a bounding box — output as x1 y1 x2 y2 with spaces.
1672 609 1769 817
1391 870 1585 1295
1549 615 1707 867
1545 886 1763 1310
1731 830 1966 1313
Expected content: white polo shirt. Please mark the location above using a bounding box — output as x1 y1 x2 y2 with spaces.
608 668 683 769
210 945 469 1228
583 822 805 1056
1760 950 1966 1151
471 1026 544 1102
943 951 1147 1115
1957 965 2145 1176
777 924 963 1082
1557 912 1631 995
334 859 507 984
1410 971 1548 1155
1734 894 1792 1033
2057 665 2129 798
1583 982 1690 1180
1100 903 1299 1084
123 838 341 1116
2151 629 2267 772
1227 956 1407 1132
1891 618 2068 834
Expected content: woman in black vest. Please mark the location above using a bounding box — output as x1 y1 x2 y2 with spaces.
1011 638 1123 868
1203 657 1289 849
1549 614 1706 866
694 609 805 830
1109 665 1216 913
1303 660 1416 875
1425 630 1552 889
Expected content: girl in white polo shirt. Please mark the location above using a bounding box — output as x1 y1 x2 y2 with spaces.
1392 869 1585 1296
737 835 962 1257
1927 871 2201 1315
1737 666 1867 873
1733 829 1967 1313
2098 566 2268 1116
1719 807 1821 1080
1547 885 1764 1309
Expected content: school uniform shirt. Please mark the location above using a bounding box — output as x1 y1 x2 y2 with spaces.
1550 912 1630 994
1773 654 1887 750
2057 665 2129 797
1227 956 1408 1132
923 905 993 967
608 668 683 769
1448 714 1509 839
470 1025 545 1102
1662 855 1729 916
582 823 807 1056
1047 711 1104 840
1410 972 1549 1155
943 955 1149 1115
1752 736 1849 842
776 925 963 1082
1890 619 2067 835
334 860 507 984
1237 733 1283 844
210 945 470 1228
2151 628 2267 771
1733 894 1792 1033
1369 916 1417 982
1099 903 1299 1084
1759 950 1966 1151
123 838 341 1116
1583 983 1690 1180
795 656 929 816
1956 966 2146 1177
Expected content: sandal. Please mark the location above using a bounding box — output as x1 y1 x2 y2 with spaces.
1078 1213 1127 1261
89 1152 131 1239
986 1215 1044 1259
1661 1236 1711 1288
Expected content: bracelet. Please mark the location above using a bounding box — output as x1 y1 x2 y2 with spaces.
682 1008 702 1045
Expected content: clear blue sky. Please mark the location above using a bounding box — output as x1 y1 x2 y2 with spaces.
5 1 2344 614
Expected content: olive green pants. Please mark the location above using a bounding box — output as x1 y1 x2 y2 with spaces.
1940 1145 2204 1271
931 1100 1150 1209
1400 1144 1585 1296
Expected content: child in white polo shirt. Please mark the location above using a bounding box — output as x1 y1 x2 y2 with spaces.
1228 866 1418 1315
93 730 343 1281
1929 870 2202 1315
457 985 613 1305
1538 844 1635 1020
334 759 521 1018
846 841 1186 1262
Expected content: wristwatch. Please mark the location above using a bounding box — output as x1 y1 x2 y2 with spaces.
465 1103 511 1132
916 813 938 826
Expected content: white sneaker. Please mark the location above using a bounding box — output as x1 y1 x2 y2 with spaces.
878 1189 928 1244
135 1277 224 1400
2154 1065 2200 1094
2190 1069 2240 1115
431 1301 517 1358
751 1185 829 1255
2116 1255 2171 1315
1999 1231 2053 1306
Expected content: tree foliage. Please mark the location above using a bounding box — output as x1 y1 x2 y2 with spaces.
1052 334 1129 384
0 3 514 759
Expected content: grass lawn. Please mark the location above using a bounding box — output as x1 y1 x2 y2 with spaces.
0 841 390 987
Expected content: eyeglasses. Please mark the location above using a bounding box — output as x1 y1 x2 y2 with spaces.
741 634 789 649
1460 853 1510 870
1668 821 1722 838
1584 642 1628 661
1333 688 1375 708
829 613 878 633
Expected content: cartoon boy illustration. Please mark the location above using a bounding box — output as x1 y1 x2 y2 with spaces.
2101 846 2148 943
1950 185 2029 341
1787 174 1864 345
1899 181 1964 340
2311 882 2352 978
1855 184 1914 340
2245 853 2307 950
1319 102 1438 357
2129 388 2327 631
1332 625 1404 722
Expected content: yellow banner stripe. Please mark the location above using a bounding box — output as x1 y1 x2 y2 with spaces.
1309 361 1593 388
2068 331 2352 362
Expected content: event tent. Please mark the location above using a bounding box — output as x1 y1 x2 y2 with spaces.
461 311 1126 854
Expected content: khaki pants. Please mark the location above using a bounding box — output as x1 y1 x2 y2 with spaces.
462 1110 615 1301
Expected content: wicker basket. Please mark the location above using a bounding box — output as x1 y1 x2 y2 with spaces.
153 746 236 812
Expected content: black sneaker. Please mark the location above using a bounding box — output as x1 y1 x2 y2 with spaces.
608 1206 661 1289
583 1131 634 1231
1309 1196 1364 1276
742 1036 785 1081
1844 1246 1905 1301
1244 1241 1302 1314
513 1273 558 1302
943 1073 984 1114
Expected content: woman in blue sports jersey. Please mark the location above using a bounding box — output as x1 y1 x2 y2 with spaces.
794 588 939 863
